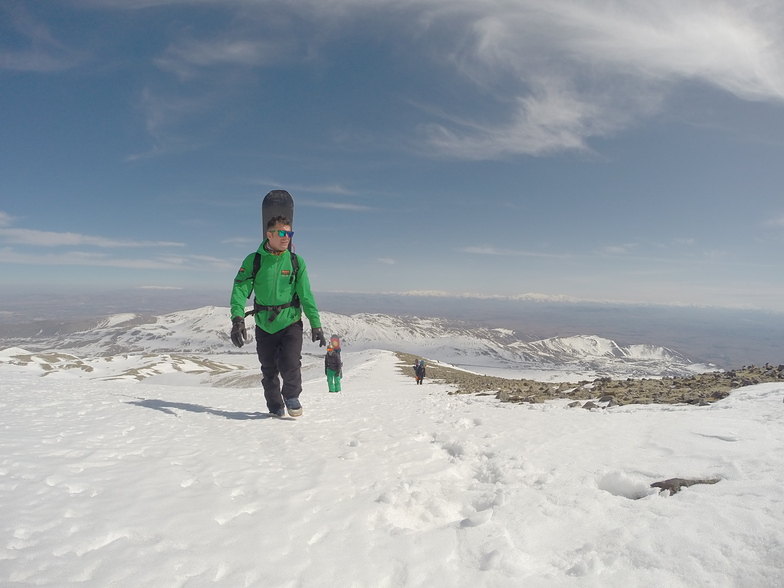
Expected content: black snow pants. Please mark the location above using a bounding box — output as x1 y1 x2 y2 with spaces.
255 320 303 412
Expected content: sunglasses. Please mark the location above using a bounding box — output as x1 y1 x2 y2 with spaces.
270 230 294 238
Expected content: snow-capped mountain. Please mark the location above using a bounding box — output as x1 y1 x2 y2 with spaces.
0 306 716 383
320 312 714 379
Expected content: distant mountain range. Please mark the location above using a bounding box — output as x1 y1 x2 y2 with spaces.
0 306 717 384
2 289 781 367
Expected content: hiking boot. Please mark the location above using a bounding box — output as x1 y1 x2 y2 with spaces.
284 397 303 417
270 407 286 418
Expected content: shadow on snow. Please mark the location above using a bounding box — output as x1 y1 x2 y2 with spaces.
126 398 270 420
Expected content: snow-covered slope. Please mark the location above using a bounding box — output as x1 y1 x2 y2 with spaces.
0 306 716 382
0 307 780 586
1 348 782 587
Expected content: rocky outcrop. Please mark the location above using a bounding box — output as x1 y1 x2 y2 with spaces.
395 353 784 407
651 477 721 495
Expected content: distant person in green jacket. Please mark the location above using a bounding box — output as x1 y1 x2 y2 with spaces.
325 345 342 393
229 215 326 418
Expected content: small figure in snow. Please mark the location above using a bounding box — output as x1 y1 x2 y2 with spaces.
413 359 426 385
325 346 343 393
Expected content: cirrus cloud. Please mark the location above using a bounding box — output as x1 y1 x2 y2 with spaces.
0 227 184 248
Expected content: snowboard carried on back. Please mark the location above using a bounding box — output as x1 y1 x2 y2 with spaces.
262 190 294 240
243 190 297 319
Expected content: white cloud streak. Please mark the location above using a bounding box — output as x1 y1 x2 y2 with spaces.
221 237 257 246
0 228 184 248
283 183 363 197
601 243 639 255
126 88 214 160
65 0 784 159
462 246 571 259
154 36 299 80
0 211 15 228
0 247 233 271
0 3 85 72
420 0 784 157
300 200 374 212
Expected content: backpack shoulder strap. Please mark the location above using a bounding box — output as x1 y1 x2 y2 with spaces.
252 252 261 281
288 249 299 284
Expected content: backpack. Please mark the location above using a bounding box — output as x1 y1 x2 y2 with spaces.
244 250 301 322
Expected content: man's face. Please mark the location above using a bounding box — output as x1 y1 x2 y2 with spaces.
267 223 292 252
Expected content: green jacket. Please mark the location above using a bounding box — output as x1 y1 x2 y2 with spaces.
230 241 321 334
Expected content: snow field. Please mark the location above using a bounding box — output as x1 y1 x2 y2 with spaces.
1 349 783 587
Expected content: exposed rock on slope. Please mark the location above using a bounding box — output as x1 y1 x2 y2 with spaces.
396 353 784 406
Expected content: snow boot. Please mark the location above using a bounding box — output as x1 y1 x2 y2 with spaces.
285 397 303 417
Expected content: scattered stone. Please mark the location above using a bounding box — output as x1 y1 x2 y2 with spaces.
395 352 784 407
651 477 721 495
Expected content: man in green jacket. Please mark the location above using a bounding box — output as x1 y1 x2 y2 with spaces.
230 215 326 418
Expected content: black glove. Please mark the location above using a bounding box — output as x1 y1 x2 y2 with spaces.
311 327 327 347
230 317 248 348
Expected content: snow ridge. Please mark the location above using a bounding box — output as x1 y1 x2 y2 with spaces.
0 306 716 382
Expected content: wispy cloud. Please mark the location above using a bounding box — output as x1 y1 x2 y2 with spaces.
601 243 638 255
289 183 363 197
422 0 784 157
376 257 396 265
248 180 367 198
154 35 299 80
300 200 374 212
126 88 213 161
0 211 15 228
0 228 184 248
422 81 639 158
0 247 233 271
0 3 85 72
221 237 257 246
462 246 571 259
766 215 784 228
60 0 784 160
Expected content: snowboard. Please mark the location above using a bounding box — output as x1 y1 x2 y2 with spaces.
330 334 341 352
262 190 294 239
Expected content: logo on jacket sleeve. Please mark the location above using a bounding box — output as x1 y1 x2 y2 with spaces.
281 270 291 276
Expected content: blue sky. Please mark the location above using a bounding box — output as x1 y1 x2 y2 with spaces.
2 0 784 312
